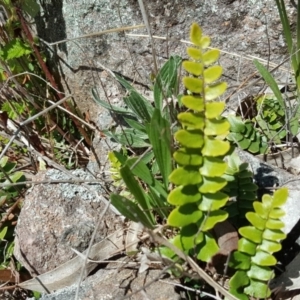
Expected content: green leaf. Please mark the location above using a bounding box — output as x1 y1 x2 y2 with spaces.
227 116 246 133
265 219 284 230
173 225 204 250
148 109 172 188
2 39 32 60
183 77 203 94
168 185 201 205
205 102 225 119
238 238 257 256
105 129 150 148
204 118 230 135
238 138 251 150
124 90 153 123
246 212 266 230
175 129 204 148
200 157 227 177
253 60 285 110
196 232 219 262
187 47 202 60
258 239 282 253
247 264 274 281
200 36 211 49
198 192 229 211
22 0 40 18
120 165 153 222
201 210 228 231
252 250 277 267
203 49 220 66
190 23 202 46
243 278 271 298
204 65 223 84
181 95 204 111
124 117 146 131
168 203 203 227
125 157 154 186
199 176 227 193
269 208 285 218
178 112 205 129
174 148 203 166
154 56 181 111
111 194 153 228
202 137 230 157
169 167 202 185
9 171 24 183
229 271 249 300
273 187 288 207
0 226 7 240
182 61 203 76
239 226 263 244
0 157 9 168
262 229 286 241
205 82 227 100
230 251 251 270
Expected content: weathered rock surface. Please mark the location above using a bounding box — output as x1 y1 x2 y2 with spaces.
236 149 300 236
27 263 179 300
34 0 296 130
14 169 122 276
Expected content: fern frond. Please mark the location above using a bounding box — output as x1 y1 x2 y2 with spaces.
167 23 230 262
229 188 288 299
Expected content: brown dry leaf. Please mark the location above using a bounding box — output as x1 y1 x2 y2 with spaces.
209 221 238 274
0 269 31 283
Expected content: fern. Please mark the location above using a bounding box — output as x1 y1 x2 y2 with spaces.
229 188 288 299
222 152 258 227
167 23 231 262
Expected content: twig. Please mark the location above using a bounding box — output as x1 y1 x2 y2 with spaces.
40 25 145 47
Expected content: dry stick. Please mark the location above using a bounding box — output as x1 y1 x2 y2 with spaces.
137 0 158 75
41 25 145 47
74 197 113 300
0 179 104 188
0 71 66 96
126 33 292 71
116 3 145 82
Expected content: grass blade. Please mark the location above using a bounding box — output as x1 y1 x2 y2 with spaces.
148 109 172 189
253 60 285 110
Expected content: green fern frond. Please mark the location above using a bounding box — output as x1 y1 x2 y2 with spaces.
229 188 288 299
167 23 230 262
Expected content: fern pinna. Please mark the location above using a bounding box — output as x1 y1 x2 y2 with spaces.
167 23 231 262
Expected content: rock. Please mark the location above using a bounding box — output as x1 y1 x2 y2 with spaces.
14 169 122 276
27 262 180 300
33 0 296 130
236 149 300 236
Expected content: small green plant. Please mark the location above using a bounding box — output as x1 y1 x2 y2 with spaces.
255 94 288 144
222 152 258 228
227 116 268 154
229 188 288 299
